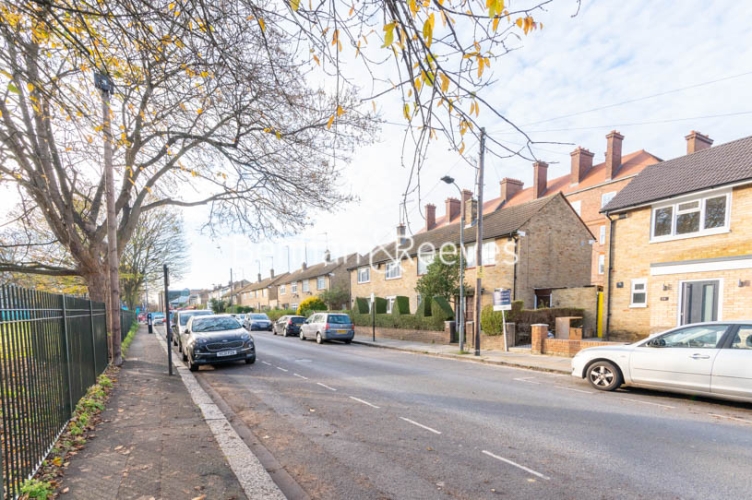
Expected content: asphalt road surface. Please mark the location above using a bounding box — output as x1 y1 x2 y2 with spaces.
175 330 752 500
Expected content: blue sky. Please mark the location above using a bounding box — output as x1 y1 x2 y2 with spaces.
176 0 752 290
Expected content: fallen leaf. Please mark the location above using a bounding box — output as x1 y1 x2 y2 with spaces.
62 487 70 494
192 496 206 500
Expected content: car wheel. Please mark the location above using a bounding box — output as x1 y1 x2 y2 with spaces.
188 354 198 372
283 328 288 337
586 361 622 391
316 332 323 344
344 339 352 344
273 327 277 335
182 350 188 362
300 330 306 341
245 355 256 365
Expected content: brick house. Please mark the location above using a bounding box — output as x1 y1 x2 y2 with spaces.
275 252 361 311
602 132 752 341
237 272 288 311
350 193 593 316
425 131 661 289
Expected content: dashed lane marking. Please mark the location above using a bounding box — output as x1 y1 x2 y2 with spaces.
618 398 675 409
349 396 380 409
482 450 551 481
400 417 441 435
513 377 541 385
261 361 271 366
709 413 752 425
277 367 289 372
317 382 337 391
293 373 309 380
557 386 595 394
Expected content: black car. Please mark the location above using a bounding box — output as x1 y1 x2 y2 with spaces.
183 315 255 371
244 313 273 331
273 315 306 337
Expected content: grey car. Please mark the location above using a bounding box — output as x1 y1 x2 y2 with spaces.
299 312 354 344
273 315 306 337
183 315 255 371
172 309 215 352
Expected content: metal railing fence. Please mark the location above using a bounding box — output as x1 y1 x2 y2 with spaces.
0 285 113 499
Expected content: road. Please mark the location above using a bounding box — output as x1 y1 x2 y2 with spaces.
172 329 752 500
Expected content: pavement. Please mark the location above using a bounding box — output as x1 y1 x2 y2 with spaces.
352 331 573 374
60 324 570 499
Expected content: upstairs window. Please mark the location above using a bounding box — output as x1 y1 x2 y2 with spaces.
651 192 729 241
302 280 310 292
317 276 326 290
601 191 617 208
466 240 496 267
385 261 402 279
357 267 370 283
291 282 298 294
570 200 582 216
280 285 286 295
417 251 434 275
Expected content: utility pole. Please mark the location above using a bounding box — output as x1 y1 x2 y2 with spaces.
474 128 486 357
95 71 122 366
229 268 234 306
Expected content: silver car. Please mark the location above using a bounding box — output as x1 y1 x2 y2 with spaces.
572 321 752 403
299 312 354 344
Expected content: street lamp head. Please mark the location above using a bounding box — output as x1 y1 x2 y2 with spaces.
440 175 455 184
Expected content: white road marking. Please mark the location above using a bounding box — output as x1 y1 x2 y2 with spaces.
400 417 441 435
349 396 380 409
261 361 271 366
618 398 675 409
482 450 551 481
513 377 541 385
293 373 309 380
709 413 752 425
276 367 289 372
557 386 595 394
317 382 337 391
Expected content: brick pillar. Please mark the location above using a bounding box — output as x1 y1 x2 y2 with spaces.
531 323 548 355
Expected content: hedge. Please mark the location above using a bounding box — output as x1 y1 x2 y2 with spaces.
351 296 449 331
355 297 370 314
480 303 585 336
297 296 327 316
374 297 387 314
267 309 297 321
393 296 410 315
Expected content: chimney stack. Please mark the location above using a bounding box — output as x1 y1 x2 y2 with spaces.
396 223 406 246
499 177 523 202
500 178 523 203
685 131 713 154
302 262 307 270
605 130 624 180
425 203 436 231
533 161 549 199
570 147 594 185
445 198 461 222
324 249 331 262
464 198 477 227
257 273 262 283
270 268 274 278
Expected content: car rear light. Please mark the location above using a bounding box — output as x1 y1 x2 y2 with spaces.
288 320 293 325
325 323 330 331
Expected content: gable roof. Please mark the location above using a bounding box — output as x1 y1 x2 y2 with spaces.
239 273 289 293
603 135 752 213
357 193 568 267
276 253 362 285
425 149 661 230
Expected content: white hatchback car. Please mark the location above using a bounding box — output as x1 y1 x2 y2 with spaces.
572 322 752 403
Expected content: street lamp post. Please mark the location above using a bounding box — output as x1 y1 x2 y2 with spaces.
440 175 465 353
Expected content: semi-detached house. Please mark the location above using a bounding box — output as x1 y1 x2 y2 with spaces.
350 193 593 318
602 132 752 340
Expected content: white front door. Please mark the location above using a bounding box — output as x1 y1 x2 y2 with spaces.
711 326 752 400
629 324 729 393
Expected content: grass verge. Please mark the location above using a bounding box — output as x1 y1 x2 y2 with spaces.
18 321 139 499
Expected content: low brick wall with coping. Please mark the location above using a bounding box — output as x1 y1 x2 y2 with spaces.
354 325 449 344
531 324 623 357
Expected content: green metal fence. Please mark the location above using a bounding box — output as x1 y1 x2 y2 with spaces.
0 285 114 499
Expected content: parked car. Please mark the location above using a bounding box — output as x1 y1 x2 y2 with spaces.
173 309 215 351
244 313 273 331
572 321 752 403
235 313 247 325
183 314 255 371
151 312 166 325
299 312 354 344
273 315 306 337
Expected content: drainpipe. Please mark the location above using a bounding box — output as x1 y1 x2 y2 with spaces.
605 212 615 341
512 235 519 301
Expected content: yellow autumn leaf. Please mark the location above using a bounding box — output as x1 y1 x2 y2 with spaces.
144 186 152 194
336 105 345 116
403 103 410 120
422 14 434 47
459 141 465 154
259 18 266 32
291 0 300 11
168 2 175 10
440 73 449 93
275 130 282 139
196 108 203 114
326 114 335 129
191 170 198 177
493 16 500 31
27 82 34 92
86 136 93 144
382 22 395 48
312 54 320 65
200 70 208 78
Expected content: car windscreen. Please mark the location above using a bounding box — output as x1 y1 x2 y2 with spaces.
290 317 306 324
327 315 351 324
180 311 213 326
251 314 269 320
191 317 241 332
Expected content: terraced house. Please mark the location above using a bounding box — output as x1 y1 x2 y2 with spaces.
350 193 593 319
275 252 361 311
603 132 752 340
238 272 288 311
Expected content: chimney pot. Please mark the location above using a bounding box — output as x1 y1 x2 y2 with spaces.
500 178 523 203
445 197 461 222
533 161 549 199
302 262 307 270
570 147 595 185
270 268 274 278
257 273 262 283
324 249 331 262
685 130 713 154
425 203 436 231
396 223 407 246
464 198 477 226
605 131 624 180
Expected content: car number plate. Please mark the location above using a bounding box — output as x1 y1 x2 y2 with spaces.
336 329 346 334
216 349 237 357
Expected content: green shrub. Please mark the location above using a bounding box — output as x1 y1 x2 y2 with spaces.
355 297 370 314
19 478 53 499
393 296 410 315
481 303 584 335
416 296 431 317
374 297 387 314
267 309 297 321
297 296 327 316
431 296 454 320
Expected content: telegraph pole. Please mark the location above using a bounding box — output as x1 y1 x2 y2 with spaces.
474 128 486 357
95 71 122 366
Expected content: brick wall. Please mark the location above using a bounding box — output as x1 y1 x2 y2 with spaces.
609 184 752 340
354 325 449 344
542 339 622 357
552 287 598 337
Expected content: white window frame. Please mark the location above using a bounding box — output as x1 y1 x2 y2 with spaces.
571 200 582 216
601 191 617 209
280 284 286 295
357 267 370 284
262 288 267 298
417 251 435 275
598 254 605 275
386 296 396 314
291 282 298 294
385 261 402 280
465 240 496 267
650 190 731 242
630 278 648 308
599 225 606 245
317 276 326 290
302 280 310 292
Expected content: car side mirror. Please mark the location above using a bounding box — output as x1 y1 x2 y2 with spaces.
647 338 666 347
